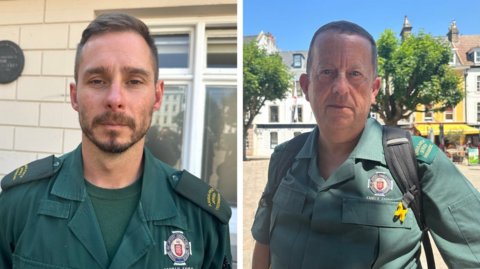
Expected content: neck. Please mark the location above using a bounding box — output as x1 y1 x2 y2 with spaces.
317 126 364 180
81 135 145 189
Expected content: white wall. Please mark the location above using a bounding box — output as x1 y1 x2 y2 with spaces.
466 69 480 125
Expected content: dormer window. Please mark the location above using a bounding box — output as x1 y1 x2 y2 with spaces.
449 48 458 65
469 48 480 64
293 54 302 68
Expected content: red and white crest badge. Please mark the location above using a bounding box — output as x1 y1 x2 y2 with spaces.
165 231 191 265
368 172 393 196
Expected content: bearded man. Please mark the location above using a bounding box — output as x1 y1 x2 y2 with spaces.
0 12 232 269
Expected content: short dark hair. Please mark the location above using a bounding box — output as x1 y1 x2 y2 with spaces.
74 12 158 83
306 20 378 79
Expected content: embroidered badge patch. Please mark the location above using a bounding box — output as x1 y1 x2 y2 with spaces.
164 231 192 265
368 172 392 196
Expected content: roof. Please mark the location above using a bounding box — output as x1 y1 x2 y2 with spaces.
243 35 257 44
278 50 308 69
452 35 480 65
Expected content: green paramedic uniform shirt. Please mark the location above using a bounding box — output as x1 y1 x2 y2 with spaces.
0 144 232 269
252 118 480 268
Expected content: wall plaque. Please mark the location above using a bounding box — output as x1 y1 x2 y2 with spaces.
0 40 25 84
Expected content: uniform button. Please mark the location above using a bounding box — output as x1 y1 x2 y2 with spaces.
172 175 178 181
53 161 60 167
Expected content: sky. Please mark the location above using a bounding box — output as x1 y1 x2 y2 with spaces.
243 0 478 51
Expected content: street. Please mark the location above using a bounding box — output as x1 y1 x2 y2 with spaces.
243 157 480 268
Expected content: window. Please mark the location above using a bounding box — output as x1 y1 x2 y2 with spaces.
477 76 480 91
207 37 237 68
148 85 187 170
245 135 249 149
293 54 302 68
292 105 303 122
445 107 453 121
424 105 432 122
165 105 168 112
173 105 176 112
293 80 303 97
202 86 237 205
270 132 278 149
477 103 480 122
294 132 302 137
449 49 457 65
270 106 279 122
476 51 480 63
154 34 189 68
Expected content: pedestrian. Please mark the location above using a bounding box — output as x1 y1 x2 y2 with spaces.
0 12 232 269
251 21 480 268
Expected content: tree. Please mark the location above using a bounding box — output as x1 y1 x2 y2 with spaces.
444 129 465 147
243 41 293 160
372 29 464 126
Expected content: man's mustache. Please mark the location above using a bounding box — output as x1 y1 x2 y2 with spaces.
91 112 136 130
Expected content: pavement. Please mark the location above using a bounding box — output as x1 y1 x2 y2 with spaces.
243 156 480 268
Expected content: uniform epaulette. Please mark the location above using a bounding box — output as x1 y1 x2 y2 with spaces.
274 141 289 152
168 170 232 224
411 136 438 164
1 155 62 191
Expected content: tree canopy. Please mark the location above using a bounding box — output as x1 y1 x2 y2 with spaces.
243 40 293 159
372 29 464 126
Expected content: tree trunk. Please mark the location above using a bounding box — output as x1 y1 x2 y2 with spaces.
243 127 248 161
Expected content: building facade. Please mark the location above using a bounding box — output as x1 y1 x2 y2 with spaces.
411 19 480 145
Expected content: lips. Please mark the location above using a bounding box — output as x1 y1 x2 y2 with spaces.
328 103 351 109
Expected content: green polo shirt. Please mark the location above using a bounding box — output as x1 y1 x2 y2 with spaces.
252 118 480 268
0 144 232 269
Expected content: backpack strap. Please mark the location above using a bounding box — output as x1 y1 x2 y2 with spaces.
259 132 310 208
382 126 435 269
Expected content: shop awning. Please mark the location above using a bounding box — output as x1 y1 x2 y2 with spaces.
415 123 480 136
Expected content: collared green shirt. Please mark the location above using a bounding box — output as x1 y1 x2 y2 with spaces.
252 118 480 268
0 144 232 269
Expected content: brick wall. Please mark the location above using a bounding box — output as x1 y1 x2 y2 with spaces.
0 1 85 178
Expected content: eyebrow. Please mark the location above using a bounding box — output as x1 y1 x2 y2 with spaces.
82 66 110 78
121 66 151 78
81 66 151 79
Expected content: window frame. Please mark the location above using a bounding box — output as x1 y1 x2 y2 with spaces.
204 29 238 76
477 76 480 92
444 107 454 121
270 131 278 149
477 102 480 122
293 54 302 68
292 105 303 122
424 105 433 122
269 105 279 123
150 27 195 77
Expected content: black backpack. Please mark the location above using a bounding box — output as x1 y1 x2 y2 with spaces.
259 126 435 269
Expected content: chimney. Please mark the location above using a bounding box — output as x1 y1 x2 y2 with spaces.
447 20 459 43
400 15 413 41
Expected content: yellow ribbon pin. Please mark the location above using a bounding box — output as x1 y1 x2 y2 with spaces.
394 202 408 222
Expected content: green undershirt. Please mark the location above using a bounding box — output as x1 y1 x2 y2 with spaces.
85 176 143 264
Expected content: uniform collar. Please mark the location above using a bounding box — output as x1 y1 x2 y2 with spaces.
51 144 179 220
353 118 386 165
296 126 319 159
295 118 385 165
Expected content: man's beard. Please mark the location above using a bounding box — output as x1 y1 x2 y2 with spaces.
79 110 151 154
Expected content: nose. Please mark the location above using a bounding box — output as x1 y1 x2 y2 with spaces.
331 73 349 95
104 81 124 111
